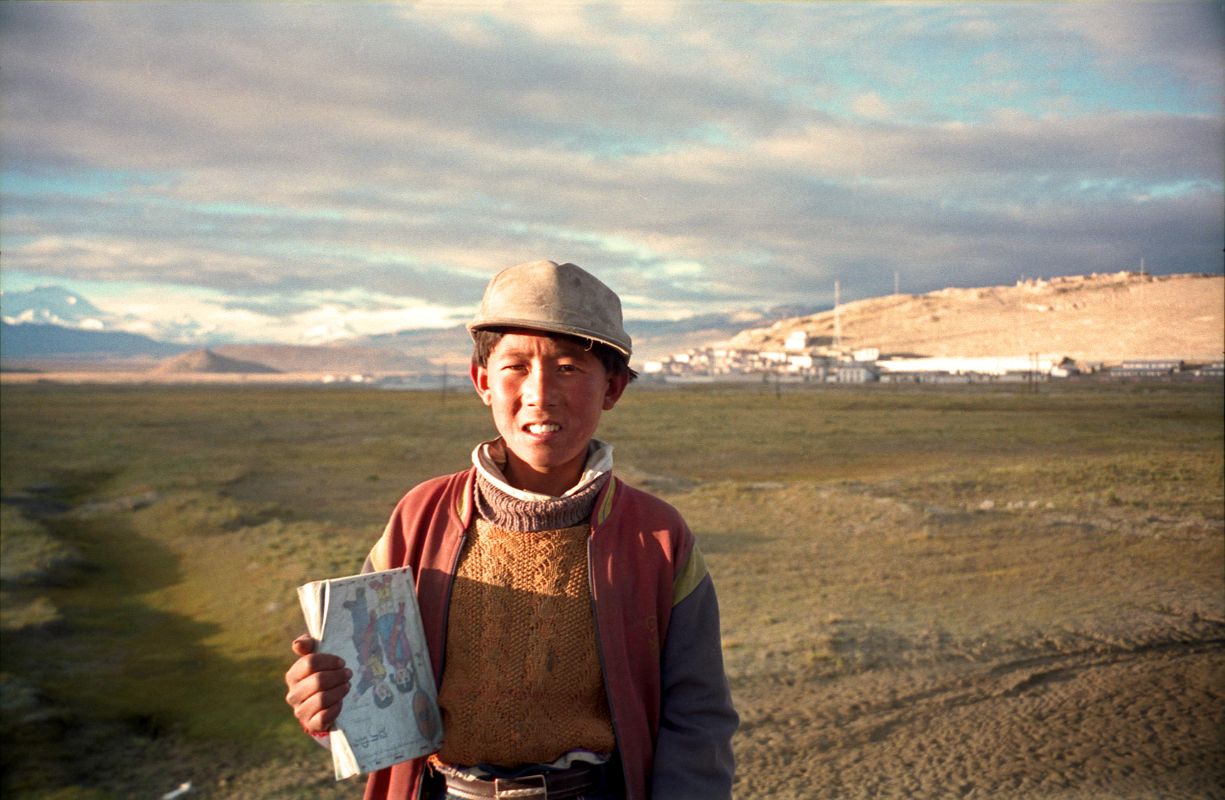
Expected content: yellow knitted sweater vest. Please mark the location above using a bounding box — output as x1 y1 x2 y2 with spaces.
436 517 616 766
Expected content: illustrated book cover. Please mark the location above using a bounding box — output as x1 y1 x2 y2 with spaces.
297 567 443 779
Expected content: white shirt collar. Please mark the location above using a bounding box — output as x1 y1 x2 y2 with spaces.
471 438 614 502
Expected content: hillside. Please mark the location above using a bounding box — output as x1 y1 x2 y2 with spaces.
151 349 280 375
726 272 1224 364
210 344 428 374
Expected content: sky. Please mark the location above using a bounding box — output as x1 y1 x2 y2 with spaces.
1 1 1222 345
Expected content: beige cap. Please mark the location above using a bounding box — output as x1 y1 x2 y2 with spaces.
468 260 633 356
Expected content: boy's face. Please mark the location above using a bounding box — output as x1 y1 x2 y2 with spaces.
472 330 628 495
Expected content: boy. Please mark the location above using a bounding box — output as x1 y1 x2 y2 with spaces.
285 260 737 799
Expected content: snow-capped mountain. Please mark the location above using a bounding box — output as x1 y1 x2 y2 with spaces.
1 284 223 346
1 286 110 329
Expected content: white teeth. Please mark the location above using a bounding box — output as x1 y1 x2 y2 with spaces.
526 423 560 434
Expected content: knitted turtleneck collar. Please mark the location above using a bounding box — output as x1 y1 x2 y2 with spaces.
471 438 614 532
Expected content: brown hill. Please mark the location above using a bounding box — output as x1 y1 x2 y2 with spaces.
211 343 429 373
151 349 280 375
726 272 1224 364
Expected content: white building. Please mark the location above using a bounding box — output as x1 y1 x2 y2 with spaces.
876 355 1069 377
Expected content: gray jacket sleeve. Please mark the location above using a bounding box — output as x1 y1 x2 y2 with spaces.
650 573 739 798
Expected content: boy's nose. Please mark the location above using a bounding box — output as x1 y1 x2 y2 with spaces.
523 368 556 405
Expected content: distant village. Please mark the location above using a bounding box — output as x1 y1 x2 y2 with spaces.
638 330 1224 386
348 336 1225 390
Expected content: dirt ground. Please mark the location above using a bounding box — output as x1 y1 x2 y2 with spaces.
690 479 1225 800
141 638 1225 800
733 634 1223 799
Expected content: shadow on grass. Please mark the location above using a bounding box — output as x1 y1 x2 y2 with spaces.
1 479 288 798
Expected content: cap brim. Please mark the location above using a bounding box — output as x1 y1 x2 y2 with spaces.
467 317 631 356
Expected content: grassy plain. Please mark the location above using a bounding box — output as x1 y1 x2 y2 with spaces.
1 382 1222 798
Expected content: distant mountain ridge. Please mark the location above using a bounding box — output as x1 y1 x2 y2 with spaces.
210 344 429 373
726 272 1224 364
4 274 1220 374
153 349 280 375
0 320 190 360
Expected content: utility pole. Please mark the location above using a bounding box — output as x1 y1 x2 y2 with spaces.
834 279 842 355
894 270 900 296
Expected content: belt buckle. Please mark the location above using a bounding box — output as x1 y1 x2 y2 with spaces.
494 774 547 799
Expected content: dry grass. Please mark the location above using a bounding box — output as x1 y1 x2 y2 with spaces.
1 382 1221 798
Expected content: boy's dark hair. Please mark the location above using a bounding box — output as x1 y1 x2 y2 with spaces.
471 328 638 383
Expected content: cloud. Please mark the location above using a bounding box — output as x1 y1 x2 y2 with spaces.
1058 3 1224 103
851 92 893 120
0 2 1221 343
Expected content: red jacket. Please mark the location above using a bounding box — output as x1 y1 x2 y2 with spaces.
360 468 736 799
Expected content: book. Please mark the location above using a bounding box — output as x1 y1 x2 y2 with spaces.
297 567 443 779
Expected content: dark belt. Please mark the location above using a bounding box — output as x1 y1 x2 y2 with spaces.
434 762 604 800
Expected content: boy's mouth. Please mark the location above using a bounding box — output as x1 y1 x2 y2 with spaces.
524 422 561 434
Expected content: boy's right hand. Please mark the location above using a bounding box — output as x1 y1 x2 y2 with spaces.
284 634 351 733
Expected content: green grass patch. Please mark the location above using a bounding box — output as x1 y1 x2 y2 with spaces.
0 506 83 588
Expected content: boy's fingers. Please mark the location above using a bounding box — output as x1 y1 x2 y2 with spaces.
286 664 352 702
284 656 347 695
295 696 328 730
290 635 316 657
292 682 350 732
285 653 347 687
313 706 342 730
306 702 343 732
317 682 351 714
286 674 348 714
